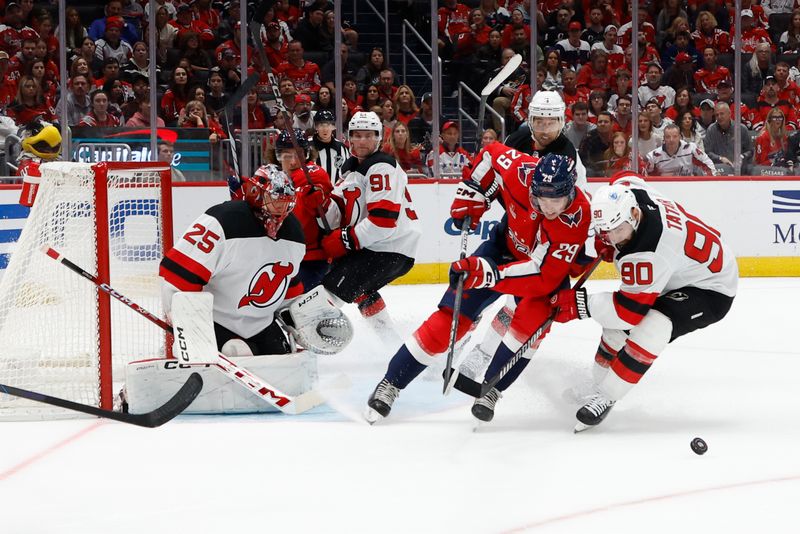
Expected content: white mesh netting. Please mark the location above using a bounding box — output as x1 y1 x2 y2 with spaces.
0 162 170 420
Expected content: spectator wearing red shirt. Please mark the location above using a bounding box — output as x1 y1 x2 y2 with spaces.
561 67 590 111
0 50 15 107
455 8 493 58
78 90 120 127
665 86 699 122
612 94 634 136
274 0 301 28
754 107 790 167
263 21 288 69
576 49 612 93
691 11 732 53
775 61 800 106
5 36 34 84
737 10 775 53
393 84 419 125
215 22 255 64
618 7 656 48
6 74 55 124
274 41 322 94
376 68 398 102
169 5 214 45
342 76 364 117
193 0 221 30
179 99 227 144
438 0 471 52
694 47 731 95
0 2 37 56
383 121 423 174
500 8 530 48
236 88 272 130
510 82 532 124
746 76 798 130
591 25 625 71
160 66 192 126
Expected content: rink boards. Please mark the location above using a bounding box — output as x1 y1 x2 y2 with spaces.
0 176 798 283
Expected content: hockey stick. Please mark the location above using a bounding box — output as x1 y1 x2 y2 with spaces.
0 374 202 428
249 20 332 233
478 257 601 397
477 53 522 130
443 215 471 395
449 258 601 398
217 73 260 194
43 247 329 415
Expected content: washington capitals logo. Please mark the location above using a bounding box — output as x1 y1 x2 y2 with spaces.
517 162 537 187
559 206 583 228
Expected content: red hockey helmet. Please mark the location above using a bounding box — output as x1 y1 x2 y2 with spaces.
245 164 296 238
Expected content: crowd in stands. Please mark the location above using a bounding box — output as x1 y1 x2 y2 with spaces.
1 0 800 177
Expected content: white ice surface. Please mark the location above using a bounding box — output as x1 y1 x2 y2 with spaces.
1 278 799 534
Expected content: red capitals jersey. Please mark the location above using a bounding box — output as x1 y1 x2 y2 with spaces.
464 143 592 298
510 84 532 124
0 24 37 55
576 63 613 93
264 41 288 69
738 27 775 53
274 60 321 94
744 99 798 130
215 40 256 64
694 66 731 95
691 29 732 53
438 4 471 41
290 163 333 262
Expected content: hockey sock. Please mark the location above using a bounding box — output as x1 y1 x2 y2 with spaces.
385 344 428 389
355 292 385 317
593 340 618 384
483 341 532 392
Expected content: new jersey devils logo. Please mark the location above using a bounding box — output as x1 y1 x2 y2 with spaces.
559 206 583 228
238 262 295 309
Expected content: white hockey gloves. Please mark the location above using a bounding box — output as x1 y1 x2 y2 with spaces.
278 286 354 355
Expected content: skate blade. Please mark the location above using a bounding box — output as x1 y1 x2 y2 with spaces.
573 421 593 433
363 406 385 425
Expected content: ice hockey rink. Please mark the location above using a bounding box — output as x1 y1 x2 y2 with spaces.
0 277 798 534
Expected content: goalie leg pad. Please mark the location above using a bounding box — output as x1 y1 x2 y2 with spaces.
279 286 353 355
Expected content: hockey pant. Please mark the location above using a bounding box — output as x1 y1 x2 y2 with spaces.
293 259 331 293
214 320 292 356
594 286 735 400
322 248 414 304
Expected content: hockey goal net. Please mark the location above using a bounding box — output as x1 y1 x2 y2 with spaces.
0 162 173 420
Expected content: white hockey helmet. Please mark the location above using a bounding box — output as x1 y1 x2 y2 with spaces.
591 184 640 243
527 90 566 135
348 111 383 149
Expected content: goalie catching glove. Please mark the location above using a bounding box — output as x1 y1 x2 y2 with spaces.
550 287 590 323
278 286 353 355
449 256 500 290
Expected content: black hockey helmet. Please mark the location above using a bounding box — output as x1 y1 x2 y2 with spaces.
314 110 336 125
275 128 310 152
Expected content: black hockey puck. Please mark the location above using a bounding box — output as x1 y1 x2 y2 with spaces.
690 437 708 455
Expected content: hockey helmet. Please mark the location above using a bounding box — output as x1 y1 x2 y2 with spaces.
348 111 382 148
530 154 576 206
527 90 566 139
246 164 296 238
591 184 640 244
19 118 62 160
275 128 310 153
314 110 336 125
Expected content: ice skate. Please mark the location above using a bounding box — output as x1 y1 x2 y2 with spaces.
574 393 616 433
458 345 493 381
364 378 400 424
471 387 502 423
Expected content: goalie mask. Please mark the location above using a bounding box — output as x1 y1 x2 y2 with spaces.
591 184 640 245
527 91 565 147
19 118 62 160
246 164 296 238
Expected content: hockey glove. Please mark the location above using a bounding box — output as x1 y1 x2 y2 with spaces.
321 226 359 259
594 235 616 263
298 184 327 212
450 181 489 231
550 288 590 323
449 256 500 290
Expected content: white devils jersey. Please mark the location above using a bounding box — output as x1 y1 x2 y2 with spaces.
160 201 305 339
325 151 421 258
588 180 738 330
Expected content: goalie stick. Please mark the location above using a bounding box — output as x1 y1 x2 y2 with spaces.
477 53 522 132
442 215 470 395
449 258 602 398
43 247 330 415
0 374 202 428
